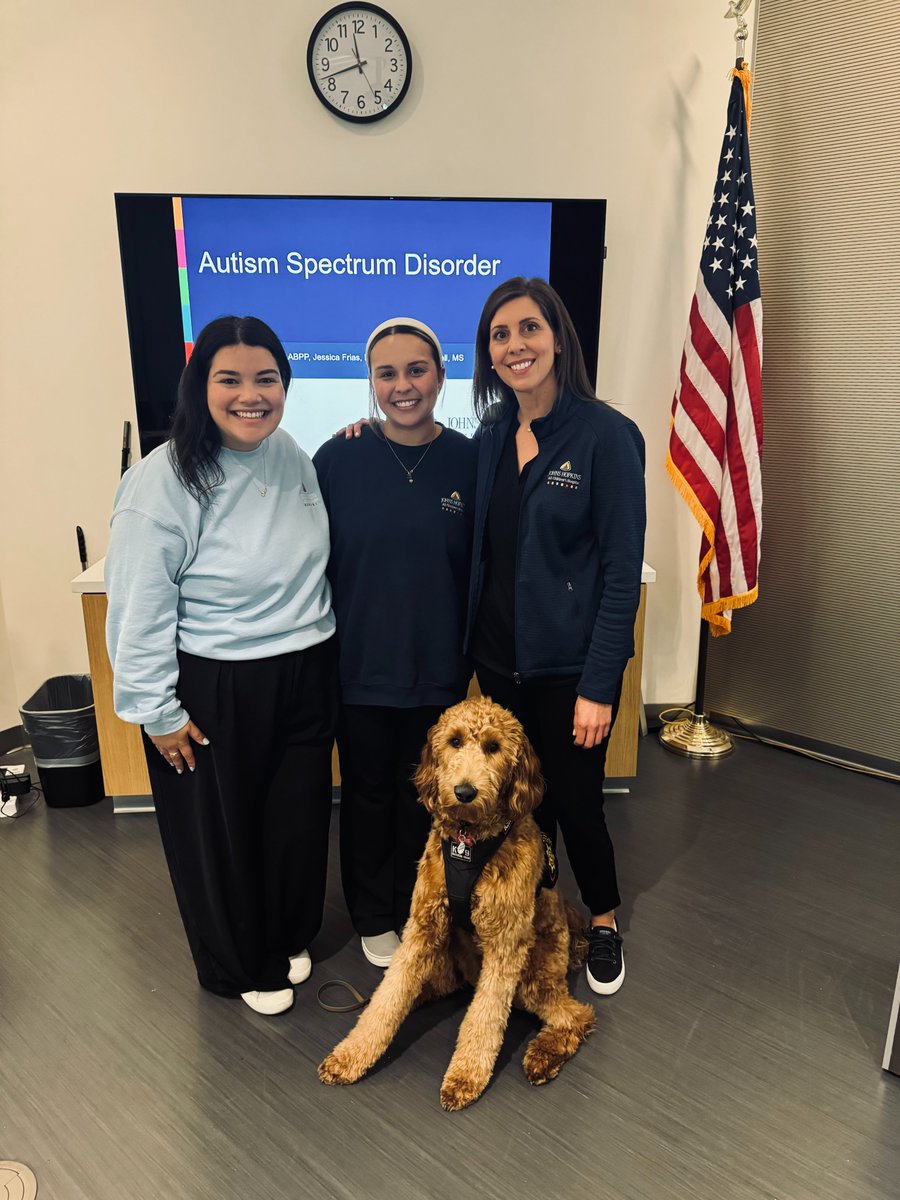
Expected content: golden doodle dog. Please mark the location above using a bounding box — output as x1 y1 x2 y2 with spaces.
318 696 596 1110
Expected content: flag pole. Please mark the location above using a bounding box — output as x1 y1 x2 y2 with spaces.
660 0 760 760
659 622 734 757
726 0 752 68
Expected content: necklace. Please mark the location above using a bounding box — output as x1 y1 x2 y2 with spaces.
242 438 268 496
382 428 438 483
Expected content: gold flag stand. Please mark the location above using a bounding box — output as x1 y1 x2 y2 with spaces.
659 626 734 758
659 710 734 758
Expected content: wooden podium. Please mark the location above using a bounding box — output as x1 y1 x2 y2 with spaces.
73 561 654 811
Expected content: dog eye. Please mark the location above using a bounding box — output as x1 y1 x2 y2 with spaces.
448 735 462 749
483 740 500 755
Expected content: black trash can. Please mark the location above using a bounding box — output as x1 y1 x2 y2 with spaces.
19 675 104 808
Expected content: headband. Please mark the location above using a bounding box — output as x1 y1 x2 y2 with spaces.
365 317 444 366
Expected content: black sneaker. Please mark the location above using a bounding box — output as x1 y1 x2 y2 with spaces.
585 925 625 995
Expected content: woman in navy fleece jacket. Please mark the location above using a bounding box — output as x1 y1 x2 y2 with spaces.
465 277 646 996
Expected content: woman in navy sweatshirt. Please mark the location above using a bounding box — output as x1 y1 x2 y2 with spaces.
313 318 477 968
465 278 646 996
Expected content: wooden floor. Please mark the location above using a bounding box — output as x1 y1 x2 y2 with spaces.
1 735 898 1200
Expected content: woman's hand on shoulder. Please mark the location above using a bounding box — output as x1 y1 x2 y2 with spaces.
333 417 369 439
573 696 613 749
149 719 210 774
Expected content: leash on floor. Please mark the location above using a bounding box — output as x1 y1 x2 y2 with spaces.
316 979 370 1012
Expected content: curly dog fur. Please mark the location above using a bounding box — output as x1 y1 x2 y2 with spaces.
318 696 596 1110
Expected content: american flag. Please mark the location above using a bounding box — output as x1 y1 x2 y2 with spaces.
666 71 763 636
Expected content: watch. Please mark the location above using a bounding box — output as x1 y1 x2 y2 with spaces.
307 4 412 124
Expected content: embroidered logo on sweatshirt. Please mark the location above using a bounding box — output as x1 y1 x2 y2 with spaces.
546 461 582 490
441 490 466 515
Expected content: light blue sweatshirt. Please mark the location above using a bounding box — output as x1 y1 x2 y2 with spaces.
105 430 334 737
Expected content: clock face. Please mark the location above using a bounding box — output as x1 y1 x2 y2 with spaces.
307 4 412 124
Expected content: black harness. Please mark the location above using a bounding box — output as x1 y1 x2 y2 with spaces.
441 824 559 933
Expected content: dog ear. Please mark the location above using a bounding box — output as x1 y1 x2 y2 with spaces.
413 728 440 813
507 734 544 819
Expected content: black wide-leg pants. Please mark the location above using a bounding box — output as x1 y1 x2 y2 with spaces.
336 704 443 937
474 663 622 916
143 638 338 997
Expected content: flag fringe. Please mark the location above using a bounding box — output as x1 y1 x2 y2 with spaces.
665 449 758 637
732 64 752 127
703 586 759 637
664 450 717 550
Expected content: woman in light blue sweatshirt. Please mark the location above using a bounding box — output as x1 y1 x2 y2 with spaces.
105 316 337 1016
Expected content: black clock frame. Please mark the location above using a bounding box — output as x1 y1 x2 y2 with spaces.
307 2 413 125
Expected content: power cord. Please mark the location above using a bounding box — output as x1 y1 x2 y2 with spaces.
658 708 898 782
0 767 42 819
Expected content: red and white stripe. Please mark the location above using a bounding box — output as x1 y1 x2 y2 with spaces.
667 273 763 635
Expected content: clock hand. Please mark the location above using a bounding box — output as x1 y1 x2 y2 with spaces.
320 60 368 80
356 60 380 100
352 31 362 69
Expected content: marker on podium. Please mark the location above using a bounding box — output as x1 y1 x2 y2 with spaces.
76 526 88 573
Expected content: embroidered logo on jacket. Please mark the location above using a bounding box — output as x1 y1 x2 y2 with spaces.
441 489 466 515
546 461 582 490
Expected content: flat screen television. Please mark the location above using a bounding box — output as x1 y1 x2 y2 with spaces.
115 194 606 459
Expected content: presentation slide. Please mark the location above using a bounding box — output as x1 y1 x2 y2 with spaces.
177 197 552 453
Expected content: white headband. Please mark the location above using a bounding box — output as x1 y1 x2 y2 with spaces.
365 317 444 366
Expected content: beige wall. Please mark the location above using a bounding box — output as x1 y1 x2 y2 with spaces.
0 0 753 718
0 581 19 729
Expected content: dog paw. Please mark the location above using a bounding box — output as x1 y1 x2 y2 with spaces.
318 1047 365 1085
523 1027 585 1085
522 1041 564 1086
439 1071 486 1111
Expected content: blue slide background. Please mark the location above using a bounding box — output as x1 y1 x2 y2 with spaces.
181 197 552 379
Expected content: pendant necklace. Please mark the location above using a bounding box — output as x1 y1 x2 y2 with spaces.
244 438 268 496
383 428 438 484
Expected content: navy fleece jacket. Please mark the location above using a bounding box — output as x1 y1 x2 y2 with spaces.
465 391 646 704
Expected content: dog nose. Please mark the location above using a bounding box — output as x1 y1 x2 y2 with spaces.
454 783 477 803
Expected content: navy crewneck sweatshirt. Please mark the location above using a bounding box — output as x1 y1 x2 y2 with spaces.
313 425 477 707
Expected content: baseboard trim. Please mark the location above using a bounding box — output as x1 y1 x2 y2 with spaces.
708 710 900 780
645 704 900 780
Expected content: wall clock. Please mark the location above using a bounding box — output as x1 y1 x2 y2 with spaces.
307 4 413 124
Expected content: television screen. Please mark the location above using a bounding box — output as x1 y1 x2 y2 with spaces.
116 194 606 459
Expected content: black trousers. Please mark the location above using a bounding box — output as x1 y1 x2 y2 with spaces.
474 663 622 916
336 704 443 936
143 638 338 997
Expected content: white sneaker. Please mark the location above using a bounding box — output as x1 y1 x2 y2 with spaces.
288 949 312 985
361 931 400 968
240 988 294 1015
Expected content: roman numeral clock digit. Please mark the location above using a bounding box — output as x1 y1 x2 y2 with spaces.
307 4 412 124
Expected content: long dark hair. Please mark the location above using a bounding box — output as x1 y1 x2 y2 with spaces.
471 277 597 423
168 316 291 504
